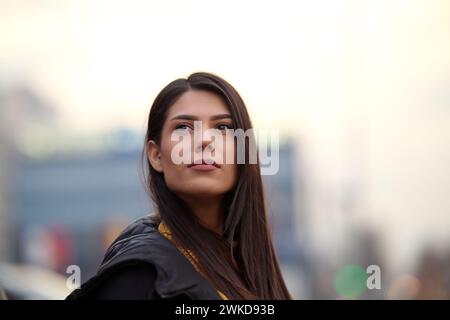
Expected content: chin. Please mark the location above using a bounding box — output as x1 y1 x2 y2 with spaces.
186 187 224 197
180 184 229 197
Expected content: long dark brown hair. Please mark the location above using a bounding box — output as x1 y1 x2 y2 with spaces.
141 72 291 299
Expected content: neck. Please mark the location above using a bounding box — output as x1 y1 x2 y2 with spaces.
178 194 224 235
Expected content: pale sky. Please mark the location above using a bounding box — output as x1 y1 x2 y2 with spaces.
0 0 344 134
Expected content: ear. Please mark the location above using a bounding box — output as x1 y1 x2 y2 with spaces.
147 140 163 173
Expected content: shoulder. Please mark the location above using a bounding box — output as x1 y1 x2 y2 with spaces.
82 262 158 300
66 214 221 300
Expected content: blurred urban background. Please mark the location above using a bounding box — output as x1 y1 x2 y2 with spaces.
1 0 450 299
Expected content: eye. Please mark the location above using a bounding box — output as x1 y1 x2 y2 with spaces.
217 124 233 130
174 124 192 131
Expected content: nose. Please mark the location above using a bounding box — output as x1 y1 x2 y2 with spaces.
194 124 215 153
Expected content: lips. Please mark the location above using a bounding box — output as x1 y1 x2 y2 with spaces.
188 160 221 168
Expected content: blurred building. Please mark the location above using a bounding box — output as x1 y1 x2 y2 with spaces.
12 133 151 281
415 247 450 299
0 89 12 261
0 86 56 261
263 140 311 298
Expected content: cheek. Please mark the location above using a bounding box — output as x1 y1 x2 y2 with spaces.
157 141 182 186
221 163 238 188
218 135 236 164
160 140 175 165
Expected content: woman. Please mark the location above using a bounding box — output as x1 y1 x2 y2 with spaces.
66 72 291 300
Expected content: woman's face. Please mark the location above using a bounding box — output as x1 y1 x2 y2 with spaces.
148 90 237 199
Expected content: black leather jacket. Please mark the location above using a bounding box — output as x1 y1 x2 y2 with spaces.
66 215 221 300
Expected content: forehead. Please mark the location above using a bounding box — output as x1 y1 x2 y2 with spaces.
167 90 230 119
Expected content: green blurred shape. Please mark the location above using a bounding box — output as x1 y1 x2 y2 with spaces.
334 264 368 299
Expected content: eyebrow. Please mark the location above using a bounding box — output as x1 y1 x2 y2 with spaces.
170 114 232 121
